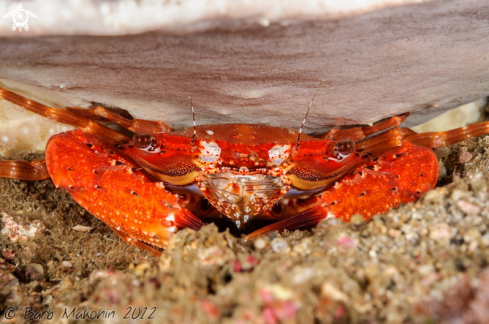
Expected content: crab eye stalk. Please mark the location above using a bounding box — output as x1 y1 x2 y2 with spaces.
133 132 163 153
133 133 153 149
335 139 355 158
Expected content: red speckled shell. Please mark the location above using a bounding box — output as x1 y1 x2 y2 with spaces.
46 129 188 248
323 142 438 221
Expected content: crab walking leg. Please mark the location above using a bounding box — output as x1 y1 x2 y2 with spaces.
0 160 49 180
356 127 415 153
358 121 489 153
246 205 332 239
46 129 204 255
0 87 130 143
65 106 174 134
247 142 438 239
402 121 489 148
321 113 410 142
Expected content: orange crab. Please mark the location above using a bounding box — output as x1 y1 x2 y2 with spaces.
0 86 488 257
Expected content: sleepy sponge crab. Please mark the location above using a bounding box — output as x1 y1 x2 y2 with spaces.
1 85 489 257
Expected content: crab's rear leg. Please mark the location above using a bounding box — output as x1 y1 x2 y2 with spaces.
66 106 174 134
356 127 415 153
246 205 331 240
356 121 489 153
0 160 49 180
0 87 130 143
401 121 489 148
321 113 410 142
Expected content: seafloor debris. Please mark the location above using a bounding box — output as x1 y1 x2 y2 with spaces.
71 225 93 232
1 211 44 242
414 268 489 324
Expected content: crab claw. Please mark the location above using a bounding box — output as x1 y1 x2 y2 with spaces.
46 130 204 256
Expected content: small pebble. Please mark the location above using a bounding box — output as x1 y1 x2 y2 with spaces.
321 282 349 302
61 261 73 268
254 238 267 250
25 264 44 282
451 189 465 202
72 225 93 232
271 238 290 254
388 228 401 238
468 241 479 253
456 200 481 214
429 222 452 243
59 277 74 290
458 147 473 163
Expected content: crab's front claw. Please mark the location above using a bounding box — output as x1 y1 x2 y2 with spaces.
46 130 204 256
247 142 439 239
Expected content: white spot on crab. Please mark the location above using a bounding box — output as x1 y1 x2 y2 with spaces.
166 213 175 222
325 210 336 220
239 166 249 174
206 130 214 135
268 144 291 165
156 182 165 189
199 140 221 163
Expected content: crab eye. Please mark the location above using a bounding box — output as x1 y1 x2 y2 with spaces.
133 133 154 150
335 139 355 158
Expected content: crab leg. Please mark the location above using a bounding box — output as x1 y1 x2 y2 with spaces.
401 121 489 148
46 129 204 256
0 87 130 143
247 141 438 239
321 113 410 142
0 160 49 180
65 106 174 134
357 121 489 153
356 127 414 153
246 205 330 239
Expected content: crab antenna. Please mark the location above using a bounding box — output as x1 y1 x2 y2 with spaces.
184 88 197 146
296 81 324 150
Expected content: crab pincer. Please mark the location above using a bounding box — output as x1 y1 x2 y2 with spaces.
46 130 204 256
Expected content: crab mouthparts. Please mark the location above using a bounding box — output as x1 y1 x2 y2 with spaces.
198 172 289 228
